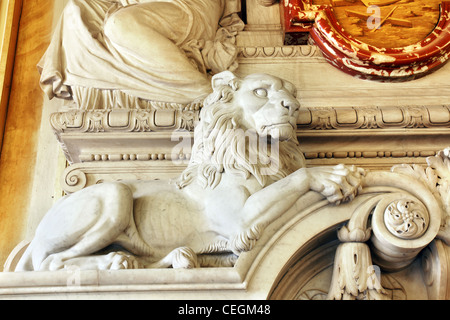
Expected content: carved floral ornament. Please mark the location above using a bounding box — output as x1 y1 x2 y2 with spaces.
281 0 450 81
383 199 429 239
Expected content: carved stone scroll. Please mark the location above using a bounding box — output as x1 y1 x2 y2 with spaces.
421 239 450 300
327 150 449 299
61 161 186 195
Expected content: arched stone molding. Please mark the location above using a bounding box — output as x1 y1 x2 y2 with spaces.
241 168 445 300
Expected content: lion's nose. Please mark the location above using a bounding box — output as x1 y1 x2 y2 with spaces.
281 99 300 114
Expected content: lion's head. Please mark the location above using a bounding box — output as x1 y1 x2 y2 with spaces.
177 71 306 189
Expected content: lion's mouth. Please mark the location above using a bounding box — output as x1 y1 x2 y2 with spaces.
261 123 296 141
261 122 295 131
262 122 294 129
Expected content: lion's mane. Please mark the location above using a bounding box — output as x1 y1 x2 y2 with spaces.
176 77 306 190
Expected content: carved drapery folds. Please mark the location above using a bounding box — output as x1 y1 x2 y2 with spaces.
39 0 244 107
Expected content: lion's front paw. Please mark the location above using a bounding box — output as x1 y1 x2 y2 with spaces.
229 224 265 255
308 164 365 205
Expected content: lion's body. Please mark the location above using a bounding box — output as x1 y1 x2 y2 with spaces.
128 174 266 257
16 72 363 271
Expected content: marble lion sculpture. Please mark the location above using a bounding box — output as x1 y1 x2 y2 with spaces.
16 72 365 271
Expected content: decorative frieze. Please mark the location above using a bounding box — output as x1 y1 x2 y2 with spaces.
50 104 450 167
51 105 450 134
303 150 437 161
298 105 450 166
50 107 200 133
298 105 450 130
79 152 186 163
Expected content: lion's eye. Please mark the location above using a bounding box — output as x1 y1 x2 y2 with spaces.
254 88 268 98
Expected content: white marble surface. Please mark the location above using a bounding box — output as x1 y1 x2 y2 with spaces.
3 0 450 301
14 72 365 272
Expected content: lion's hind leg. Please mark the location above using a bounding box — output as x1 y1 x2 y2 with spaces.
20 182 135 271
40 251 142 271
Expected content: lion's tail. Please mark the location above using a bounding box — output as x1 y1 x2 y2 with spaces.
13 242 37 272
198 239 230 254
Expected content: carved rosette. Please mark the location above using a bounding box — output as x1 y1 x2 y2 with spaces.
392 148 450 243
369 191 441 271
383 200 429 240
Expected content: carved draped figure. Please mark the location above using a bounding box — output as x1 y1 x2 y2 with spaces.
38 0 244 108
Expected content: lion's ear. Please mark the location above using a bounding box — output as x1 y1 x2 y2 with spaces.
211 71 238 90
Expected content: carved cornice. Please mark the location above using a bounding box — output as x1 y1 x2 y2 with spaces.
50 105 449 166
51 105 450 134
298 105 450 130
297 105 450 163
50 108 199 133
